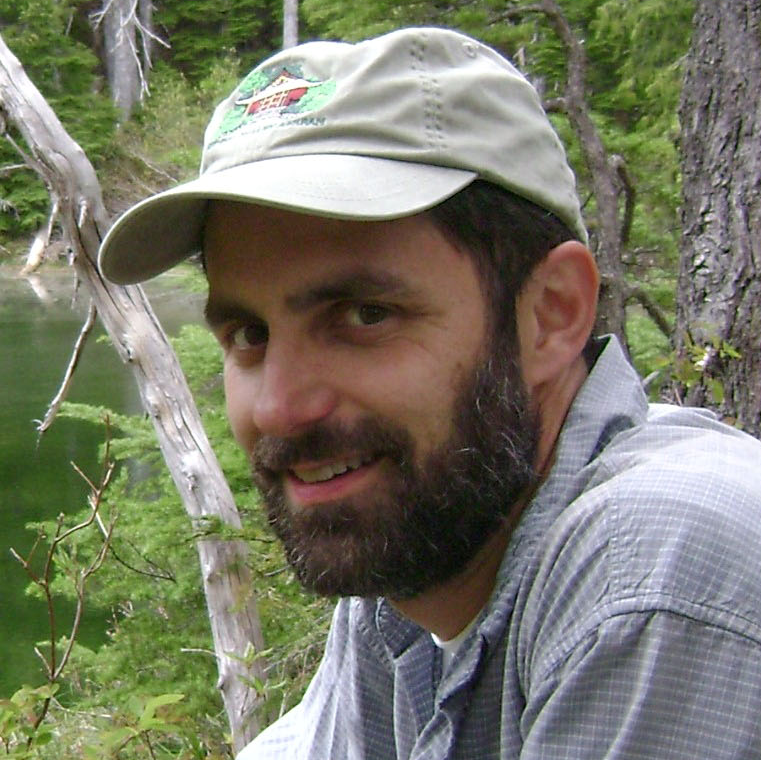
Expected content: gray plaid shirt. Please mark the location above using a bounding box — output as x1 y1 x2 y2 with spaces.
239 336 761 759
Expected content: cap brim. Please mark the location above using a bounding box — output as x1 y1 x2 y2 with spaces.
98 154 476 284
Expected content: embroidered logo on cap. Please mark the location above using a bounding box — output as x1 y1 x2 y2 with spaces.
212 64 336 144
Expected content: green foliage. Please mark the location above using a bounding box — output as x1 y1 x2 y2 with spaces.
96 53 249 220
75 692 191 760
8 324 331 757
1 0 712 751
128 62 215 174
0 684 58 756
588 0 694 277
301 0 433 39
494 0 690 276
0 0 118 236
1 682 195 759
592 0 694 128
627 307 671 390
0 172 49 237
2 432 202 758
154 0 282 82
670 331 742 407
299 0 689 323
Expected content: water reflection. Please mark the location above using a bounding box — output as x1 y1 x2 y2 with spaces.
0 264 203 695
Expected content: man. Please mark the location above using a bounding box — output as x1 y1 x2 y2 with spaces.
99 27 761 760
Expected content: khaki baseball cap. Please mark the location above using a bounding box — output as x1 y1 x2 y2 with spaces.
99 26 587 284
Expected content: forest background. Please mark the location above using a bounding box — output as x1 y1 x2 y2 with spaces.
1 0 758 757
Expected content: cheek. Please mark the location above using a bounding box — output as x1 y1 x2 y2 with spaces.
223 368 256 450
353 354 465 451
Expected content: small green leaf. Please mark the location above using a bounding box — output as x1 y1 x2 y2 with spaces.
709 378 725 404
102 725 139 749
137 693 185 729
721 341 742 359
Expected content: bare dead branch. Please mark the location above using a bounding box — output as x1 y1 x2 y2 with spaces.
35 300 98 438
126 147 180 183
3 128 46 177
0 162 29 175
33 644 54 680
89 0 118 29
283 0 299 48
20 196 60 276
136 10 170 51
181 647 218 658
90 0 168 102
1 32 266 749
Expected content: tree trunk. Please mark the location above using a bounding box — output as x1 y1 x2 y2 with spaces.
283 0 299 48
101 0 141 120
0 34 266 751
675 0 761 437
138 0 155 71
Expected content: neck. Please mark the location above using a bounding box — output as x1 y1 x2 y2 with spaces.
532 355 589 477
389 508 516 640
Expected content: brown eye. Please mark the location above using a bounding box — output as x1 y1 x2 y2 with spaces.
230 321 269 349
345 303 391 327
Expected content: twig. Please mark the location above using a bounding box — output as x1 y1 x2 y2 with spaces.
125 147 179 183
0 162 29 175
88 487 176 582
623 281 673 339
3 129 47 178
180 647 218 658
99 520 177 581
10 422 117 741
35 300 98 437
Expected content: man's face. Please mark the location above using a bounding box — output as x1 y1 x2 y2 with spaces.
204 203 538 599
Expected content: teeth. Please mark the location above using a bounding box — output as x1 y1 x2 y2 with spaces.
292 455 369 484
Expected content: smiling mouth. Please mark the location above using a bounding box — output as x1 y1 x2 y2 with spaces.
290 454 376 484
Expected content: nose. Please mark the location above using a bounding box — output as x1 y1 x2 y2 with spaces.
235 339 339 440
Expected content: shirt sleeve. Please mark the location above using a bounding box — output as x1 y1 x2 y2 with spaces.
519 601 761 758
237 597 395 759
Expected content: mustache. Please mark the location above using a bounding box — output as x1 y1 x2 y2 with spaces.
250 417 413 477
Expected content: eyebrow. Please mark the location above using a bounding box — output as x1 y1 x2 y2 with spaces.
284 270 416 311
204 269 418 329
204 300 261 330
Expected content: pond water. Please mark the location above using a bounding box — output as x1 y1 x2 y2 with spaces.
0 264 203 696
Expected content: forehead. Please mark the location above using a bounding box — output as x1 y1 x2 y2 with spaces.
202 201 479 303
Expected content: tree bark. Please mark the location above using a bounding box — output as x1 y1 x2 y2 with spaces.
138 0 155 71
0 34 266 751
99 0 141 120
675 0 761 436
283 0 299 48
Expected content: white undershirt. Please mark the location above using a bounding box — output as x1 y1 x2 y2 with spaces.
431 615 480 674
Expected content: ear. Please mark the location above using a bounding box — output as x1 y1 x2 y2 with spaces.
516 241 599 391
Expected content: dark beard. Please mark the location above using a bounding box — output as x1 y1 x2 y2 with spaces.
250 343 539 599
